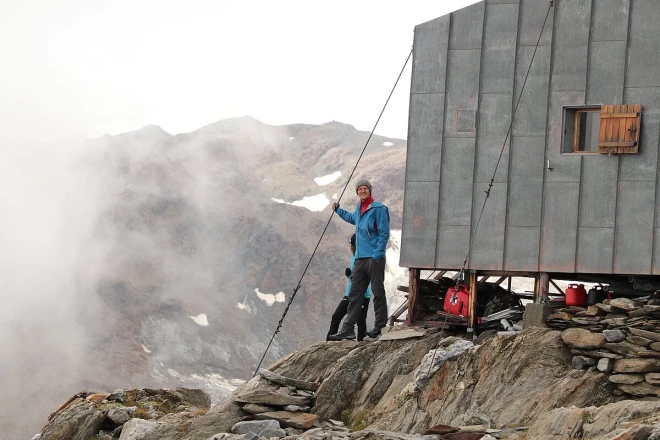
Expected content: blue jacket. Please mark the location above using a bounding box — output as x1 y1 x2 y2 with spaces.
345 255 372 298
336 200 390 261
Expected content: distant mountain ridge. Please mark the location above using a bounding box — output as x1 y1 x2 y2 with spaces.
0 117 407 439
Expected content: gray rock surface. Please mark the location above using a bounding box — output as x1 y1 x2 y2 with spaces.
118 419 159 440
528 400 660 439
40 400 105 440
258 369 319 391
561 328 606 349
602 329 626 343
572 356 596 369
106 407 133 425
232 420 286 437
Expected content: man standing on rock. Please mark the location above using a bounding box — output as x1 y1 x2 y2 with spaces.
329 179 390 340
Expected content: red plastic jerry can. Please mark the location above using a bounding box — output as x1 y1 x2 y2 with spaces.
566 283 587 306
444 284 470 317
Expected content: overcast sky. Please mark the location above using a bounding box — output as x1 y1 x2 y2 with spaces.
1 0 480 142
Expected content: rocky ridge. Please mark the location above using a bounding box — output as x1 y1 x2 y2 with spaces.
32 326 660 440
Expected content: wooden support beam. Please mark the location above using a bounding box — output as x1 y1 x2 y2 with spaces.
550 279 565 295
538 273 550 303
467 271 478 339
479 276 489 282
407 268 420 327
470 270 540 278
535 273 549 303
492 275 507 285
389 299 408 326
433 270 447 280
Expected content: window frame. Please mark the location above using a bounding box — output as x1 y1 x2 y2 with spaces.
562 105 602 155
572 107 601 153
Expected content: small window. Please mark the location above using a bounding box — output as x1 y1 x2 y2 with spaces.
563 105 641 154
562 106 601 153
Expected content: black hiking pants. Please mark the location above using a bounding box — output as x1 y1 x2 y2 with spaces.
341 257 387 332
327 297 370 341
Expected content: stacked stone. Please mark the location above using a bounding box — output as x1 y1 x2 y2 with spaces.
555 297 660 397
226 369 350 439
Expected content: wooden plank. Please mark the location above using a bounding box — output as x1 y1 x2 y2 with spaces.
468 271 478 333
601 113 640 119
600 142 636 147
620 104 630 151
573 109 581 153
598 105 608 148
607 105 615 143
407 268 420 327
632 104 641 145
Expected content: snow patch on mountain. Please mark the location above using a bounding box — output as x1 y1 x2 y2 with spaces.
314 171 341 186
271 194 330 212
383 141 394 146
255 288 286 306
142 344 152 353
189 314 209 326
236 299 252 313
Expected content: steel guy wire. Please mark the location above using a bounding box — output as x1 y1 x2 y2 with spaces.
410 1 554 432
252 48 414 377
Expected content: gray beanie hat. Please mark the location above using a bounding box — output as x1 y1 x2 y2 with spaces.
355 179 372 194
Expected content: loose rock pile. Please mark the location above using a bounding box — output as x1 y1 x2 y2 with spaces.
33 387 211 440
548 297 660 397
227 368 327 438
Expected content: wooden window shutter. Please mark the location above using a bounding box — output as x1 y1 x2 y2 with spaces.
598 104 641 154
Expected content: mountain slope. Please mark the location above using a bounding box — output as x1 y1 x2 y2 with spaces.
0 117 407 439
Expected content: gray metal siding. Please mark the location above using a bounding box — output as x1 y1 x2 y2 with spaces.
403 0 660 275
614 181 655 273
400 181 440 267
439 138 475 226
410 16 450 94
576 227 615 273
539 182 580 272
400 16 450 267
504 226 540 271
406 93 444 182
625 1 660 88
550 0 591 92
480 3 519 94
507 136 545 228
470 183 507 269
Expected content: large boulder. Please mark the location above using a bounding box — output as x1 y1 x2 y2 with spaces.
40 399 104 440
561 328 606 349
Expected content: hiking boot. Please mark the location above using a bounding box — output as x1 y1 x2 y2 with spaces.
328 330 356 341
366 327 382 339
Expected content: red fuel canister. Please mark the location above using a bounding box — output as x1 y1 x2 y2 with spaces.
444 284 470 317
566 283 587 306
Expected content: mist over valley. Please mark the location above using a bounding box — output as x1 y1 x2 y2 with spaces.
0 117 407 438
